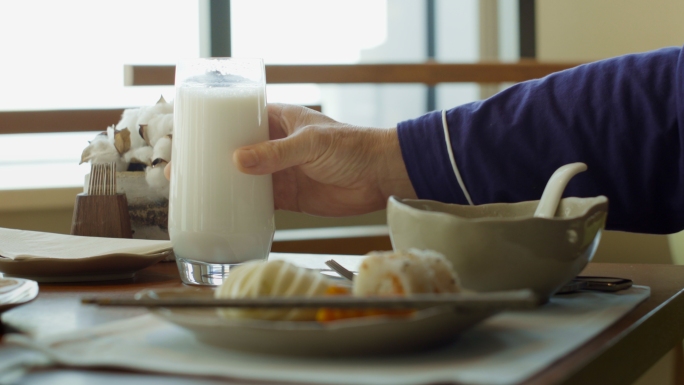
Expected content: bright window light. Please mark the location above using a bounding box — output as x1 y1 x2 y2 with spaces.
231 0 387 64
231 0 388 107
0 132 99 189
0 0 199 110
0 0 200 190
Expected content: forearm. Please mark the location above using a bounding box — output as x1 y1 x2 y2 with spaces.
398 46 684 233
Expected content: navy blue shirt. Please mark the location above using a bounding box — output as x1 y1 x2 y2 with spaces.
397 46 684 234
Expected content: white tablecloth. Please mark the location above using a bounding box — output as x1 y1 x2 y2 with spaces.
2 277 649 385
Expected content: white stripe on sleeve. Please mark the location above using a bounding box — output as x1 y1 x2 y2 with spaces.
442 109 474 205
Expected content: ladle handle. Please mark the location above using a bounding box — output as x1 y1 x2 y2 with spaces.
534 162 587 219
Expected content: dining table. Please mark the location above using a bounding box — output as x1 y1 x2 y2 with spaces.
1 228 684 385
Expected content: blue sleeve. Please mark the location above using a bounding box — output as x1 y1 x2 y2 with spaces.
397 46 684 234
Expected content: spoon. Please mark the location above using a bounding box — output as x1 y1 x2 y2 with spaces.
325 259 355 281
533 162 587 219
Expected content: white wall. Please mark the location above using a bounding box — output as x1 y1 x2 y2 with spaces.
538 0 684 61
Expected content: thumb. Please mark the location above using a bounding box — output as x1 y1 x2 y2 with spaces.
233 131 322 175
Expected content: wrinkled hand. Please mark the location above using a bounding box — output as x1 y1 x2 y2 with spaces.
165 103 416 216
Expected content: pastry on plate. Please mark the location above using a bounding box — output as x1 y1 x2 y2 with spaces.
353 249 460 296
215 249 461 322
215 259 334 321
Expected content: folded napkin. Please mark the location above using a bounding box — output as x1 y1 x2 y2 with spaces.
0 227 172 261
4 286 650 385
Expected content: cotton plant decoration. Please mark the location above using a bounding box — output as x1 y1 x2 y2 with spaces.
80 96 173 196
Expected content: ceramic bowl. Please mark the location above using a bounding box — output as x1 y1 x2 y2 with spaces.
387 196 608 299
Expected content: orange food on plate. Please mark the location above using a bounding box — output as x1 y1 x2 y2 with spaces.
314 284 415 323
315 307 415 323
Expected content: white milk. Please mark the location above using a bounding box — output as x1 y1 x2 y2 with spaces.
169 85 274 264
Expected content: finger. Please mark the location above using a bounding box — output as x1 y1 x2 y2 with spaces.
164 162 171 180
268 103 335 137
233 128 326 175
267 104 287 140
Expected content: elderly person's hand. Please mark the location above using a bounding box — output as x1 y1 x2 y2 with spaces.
165 103 416 216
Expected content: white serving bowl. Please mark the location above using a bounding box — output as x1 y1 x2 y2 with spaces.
387 196 608 299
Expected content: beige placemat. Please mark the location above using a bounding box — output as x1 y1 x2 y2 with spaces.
0 227 172 260
3 286 650 385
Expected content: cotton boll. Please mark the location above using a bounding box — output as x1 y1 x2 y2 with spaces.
86 131 126 171
112 128 132 155
115 108 140 132
89 131 107 143
151 135 171 163
115 108 146 149
80 134 125 171
123 146 153 166
106 126 114 141
81 134 111 164
81 97 177 190
137 97 174 143
137 99 173 147
138 96 173 124
145 163 170 197
128 125 146 150
146 135 170 189
145 114 174 147
106 125 118 146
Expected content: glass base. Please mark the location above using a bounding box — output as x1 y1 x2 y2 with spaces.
176 257 244 286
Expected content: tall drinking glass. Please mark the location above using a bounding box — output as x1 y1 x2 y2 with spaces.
170 58 274 286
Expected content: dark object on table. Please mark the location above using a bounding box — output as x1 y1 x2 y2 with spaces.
556 276 633 295
71 163 132 238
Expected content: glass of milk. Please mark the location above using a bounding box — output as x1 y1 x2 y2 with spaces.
170 58 274 286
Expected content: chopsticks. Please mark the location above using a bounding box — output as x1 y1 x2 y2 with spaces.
82 290 541 310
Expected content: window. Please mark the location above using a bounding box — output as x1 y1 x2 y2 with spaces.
230 0 492 128
0 0 518 190
0 0 199 189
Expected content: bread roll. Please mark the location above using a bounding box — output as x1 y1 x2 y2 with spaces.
215 259 335 321
353 249 460 296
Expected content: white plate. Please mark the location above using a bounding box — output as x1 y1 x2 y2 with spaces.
0 277 38 313
141 288 521 357
0 251 172 282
